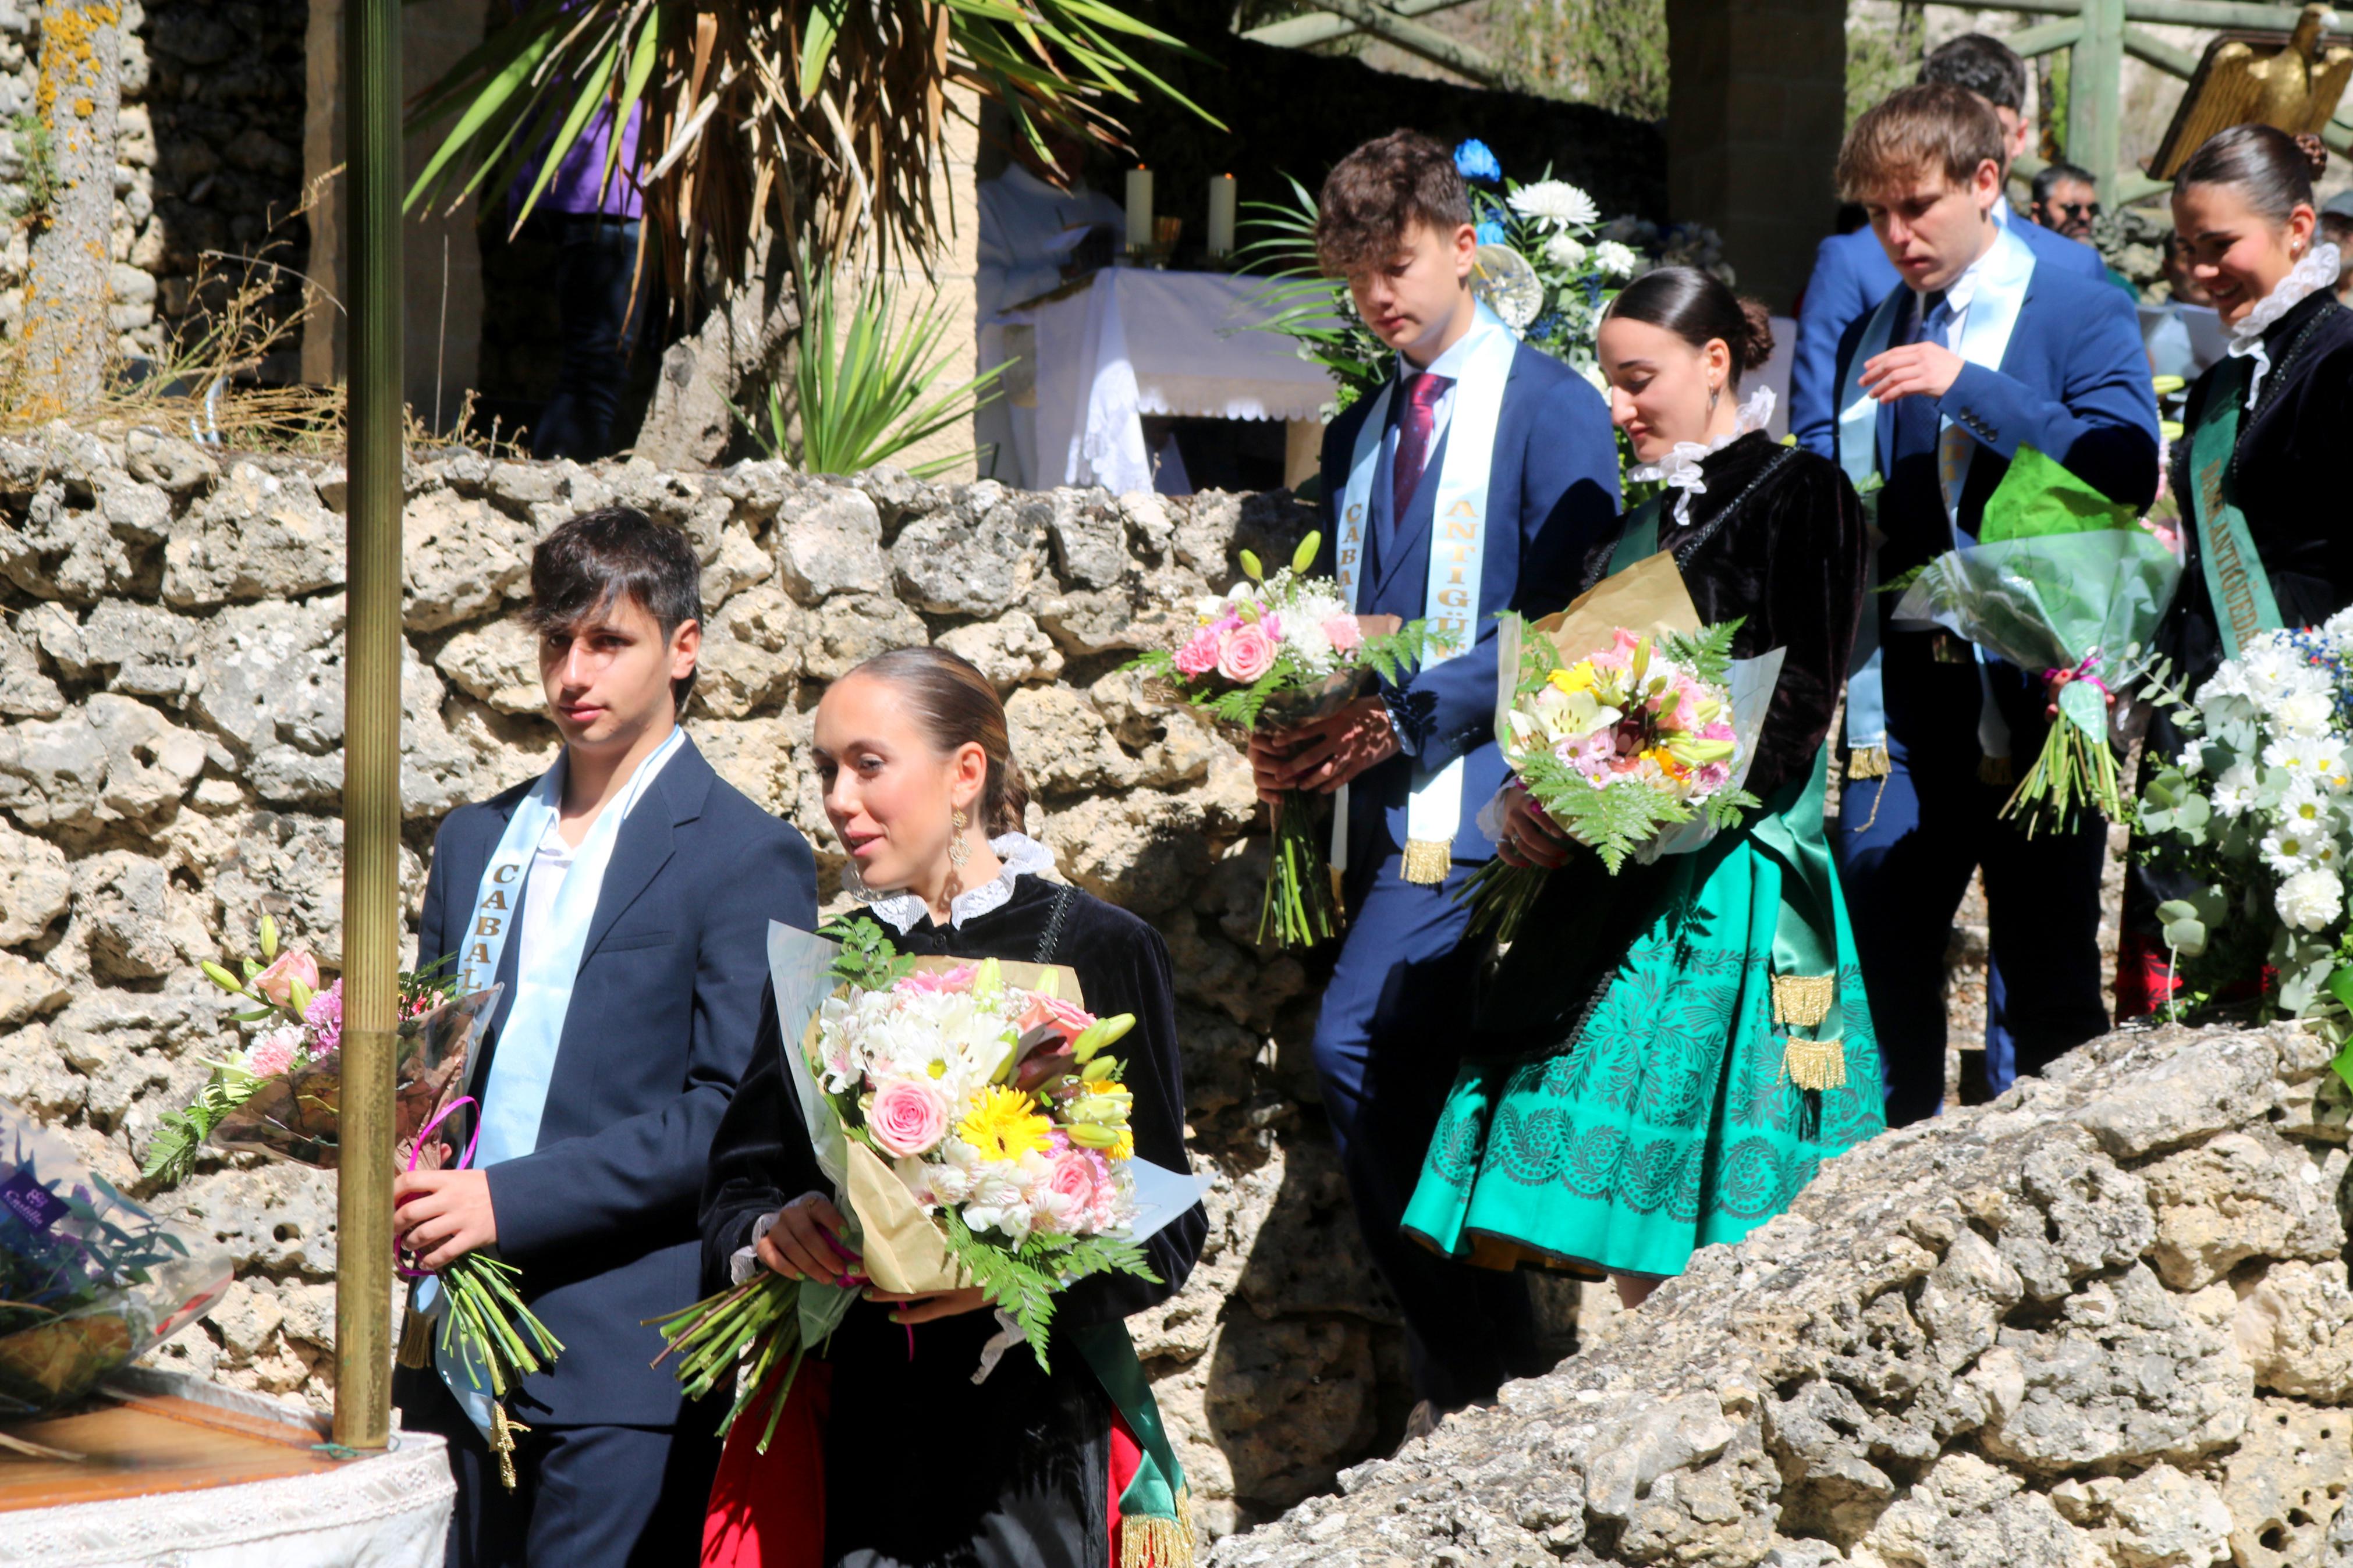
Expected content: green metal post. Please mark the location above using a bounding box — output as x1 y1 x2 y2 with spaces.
332 0 404 1453
2068 0 2127 199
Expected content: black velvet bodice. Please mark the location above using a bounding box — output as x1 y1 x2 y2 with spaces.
2164 287 2353 687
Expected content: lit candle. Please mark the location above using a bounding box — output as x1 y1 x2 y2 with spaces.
1125 165 1154 257
1207 173 1237 258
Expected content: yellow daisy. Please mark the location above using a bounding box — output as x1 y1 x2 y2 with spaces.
957 1086 1055 1162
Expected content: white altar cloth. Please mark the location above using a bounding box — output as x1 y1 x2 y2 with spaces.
1005 268 1338 493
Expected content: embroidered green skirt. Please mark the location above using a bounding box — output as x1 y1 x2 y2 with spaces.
1403 750 1886 1281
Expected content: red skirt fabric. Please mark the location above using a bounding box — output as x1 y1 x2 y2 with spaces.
701 1364 831 1568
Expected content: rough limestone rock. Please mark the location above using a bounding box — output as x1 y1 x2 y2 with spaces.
1209 1020 2353 1564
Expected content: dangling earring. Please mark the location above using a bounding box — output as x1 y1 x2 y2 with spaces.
1708 385 1720 413
948 806 971 869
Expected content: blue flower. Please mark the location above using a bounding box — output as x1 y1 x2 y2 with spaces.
1454 139 1502 182
1475 220 1508 247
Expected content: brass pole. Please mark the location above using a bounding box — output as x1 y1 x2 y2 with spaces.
332 0 404 1452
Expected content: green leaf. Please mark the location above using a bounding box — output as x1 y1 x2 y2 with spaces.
799 0 847 97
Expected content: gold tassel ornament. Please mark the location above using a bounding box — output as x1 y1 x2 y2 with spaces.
490 1403 528 1492
1770 973 1836 1030
1844 746 1890 782
396 1306 435 1370
1780 1037 1848 1092
1773 975 1846 1091
1401 838 1453 886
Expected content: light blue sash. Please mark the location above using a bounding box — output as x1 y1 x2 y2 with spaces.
1332 309 1517 884
418 723 687 1432
1836 225 2035 777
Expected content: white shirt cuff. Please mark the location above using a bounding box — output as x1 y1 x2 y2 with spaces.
728 1209 783 1287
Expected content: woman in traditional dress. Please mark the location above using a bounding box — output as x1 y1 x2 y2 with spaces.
2118 126 2353 1014
699 646 1206 1568
1400 268 1884 1307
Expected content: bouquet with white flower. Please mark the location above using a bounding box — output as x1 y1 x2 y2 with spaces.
2136 613 2353 1032
1123 532 1433 948
654 919 1204 1452
140 917 555 1484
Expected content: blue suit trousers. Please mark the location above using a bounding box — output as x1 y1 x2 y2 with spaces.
1312 849 1539 1410
1832 663 2109 1127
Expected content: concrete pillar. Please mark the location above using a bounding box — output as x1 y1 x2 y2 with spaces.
302 0 485 429
1665 0 1848 315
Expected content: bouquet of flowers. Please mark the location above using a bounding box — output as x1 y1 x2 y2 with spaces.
653 919 1205 1451
2136 613 2353 1036
1124 533 1431 948
1 1105 230 1437
1889 446 2183 833
1459 552 1778 942
142 917 556 1477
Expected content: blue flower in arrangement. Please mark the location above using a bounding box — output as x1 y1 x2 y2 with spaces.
1475 219 1508 247
1454 139 1502 183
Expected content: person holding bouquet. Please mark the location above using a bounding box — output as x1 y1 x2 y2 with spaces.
393 507 818 1568
1400 267 1880 1306
700 646 1206 1568
1825 85 2159 1122
2118 125 2353 1014
1245 128 1618 1429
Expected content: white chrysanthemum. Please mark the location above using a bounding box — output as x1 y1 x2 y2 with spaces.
2211 763 2259 818
2273 687 2338 736
2277 866 2345 933
2280 778 2338 831
1543 233 1588 271
2326 605 2353 641
2263 735 2329 776
1507 179 1599 233
2263 825 2327 874
1592 240 1641 278
2177 744 2203 777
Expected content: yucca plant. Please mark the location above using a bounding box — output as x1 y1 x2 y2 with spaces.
740 256 1010 478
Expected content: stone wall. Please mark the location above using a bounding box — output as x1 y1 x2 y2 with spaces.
0 1 309 371
1209 1015 2353 1566
0 429 1585 1534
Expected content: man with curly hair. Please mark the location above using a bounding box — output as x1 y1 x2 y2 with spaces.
1250 128 1619 1431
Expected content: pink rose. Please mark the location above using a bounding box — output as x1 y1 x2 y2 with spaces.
1017 991 1096 1041
1047 1146 1119 1228
1216 624 1277 684
868 1078 951 1158
254 948 320 1008
898 964 977 997
1172 625 1222 678
1322 616 1365 655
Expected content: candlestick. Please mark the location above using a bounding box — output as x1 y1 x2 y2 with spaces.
1125 165 1154 258
1207 173 1237 258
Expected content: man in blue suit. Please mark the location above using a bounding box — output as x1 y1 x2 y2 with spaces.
1793 33 2110 458
1250 130 1618 1426
392 508 817 1567
1826 86 2157 1127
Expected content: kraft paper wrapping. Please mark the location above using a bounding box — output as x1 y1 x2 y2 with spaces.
798 954 1088 1297
1493 551 1702 751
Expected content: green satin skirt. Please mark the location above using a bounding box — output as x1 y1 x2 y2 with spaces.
1403 749 1887 1281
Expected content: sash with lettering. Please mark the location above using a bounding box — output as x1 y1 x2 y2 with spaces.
414 723 687 1434
2184 353 2284 659
1332 308 1516 885
1835 223 2034 781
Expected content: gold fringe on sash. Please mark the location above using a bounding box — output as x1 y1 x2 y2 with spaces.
1401 839 1453 886
1779 1037 1848 1092
396 1304 435 1370
1120 1489 1197 1568
1978 754 2014 789
1770 973 1836 1029
491 1403 528 1492
1844 746 1891 781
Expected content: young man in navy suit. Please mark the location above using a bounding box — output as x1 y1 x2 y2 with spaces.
1793 33 2110 458
1826 86 2157 1126
392 509 817 1567
1250 129 1619 1428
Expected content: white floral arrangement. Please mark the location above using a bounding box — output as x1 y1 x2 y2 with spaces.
2136 611 2353 1025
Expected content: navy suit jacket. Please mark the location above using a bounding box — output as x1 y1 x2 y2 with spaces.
395 734 817 1428
1793 214 2109 458
1315 340 1619 867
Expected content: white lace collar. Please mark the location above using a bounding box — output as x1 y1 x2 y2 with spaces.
2227 241 2342 408
846 833 1059 933
1627 386 1776 522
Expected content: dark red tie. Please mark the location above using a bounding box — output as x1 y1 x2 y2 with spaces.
1390 372 1452 527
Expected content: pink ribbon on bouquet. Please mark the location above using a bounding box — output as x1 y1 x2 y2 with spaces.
394 1095 481 1281
2042 647 2113 700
